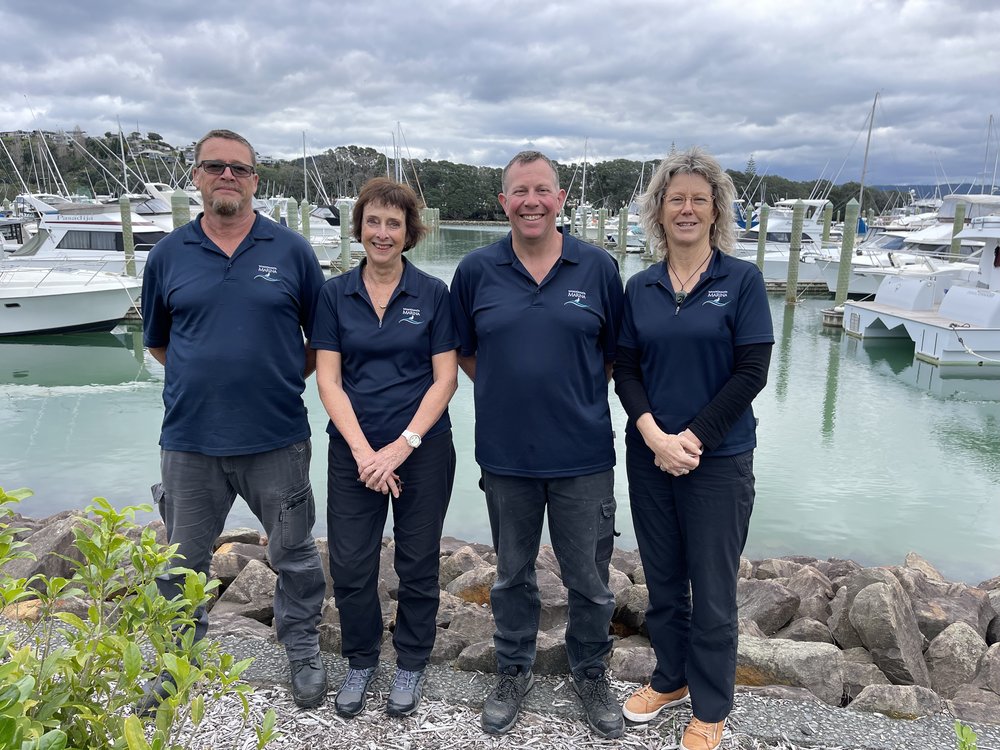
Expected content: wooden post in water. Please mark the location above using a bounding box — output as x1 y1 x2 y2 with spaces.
570 208 578 237
784 201 805 304
755 204 769 272
950 203 966 258
119 196 136 278
287 198 299 233
340 205 351 272
271 202 281 223
834 198 860 306
598 208 607 249
171 191 189 229
617 206 627 250
300 200 311 243
822 202 833 244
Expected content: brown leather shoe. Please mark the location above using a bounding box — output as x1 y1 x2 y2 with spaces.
622 683 690 722
680 717 725 750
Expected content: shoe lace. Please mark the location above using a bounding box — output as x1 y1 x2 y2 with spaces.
494 671 523 701
392 669 420 690
578 673 615 710
687 718 722 742
291 655 320 675
342 667 373 690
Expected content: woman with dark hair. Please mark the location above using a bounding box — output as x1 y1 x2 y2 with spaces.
614 148 773 750
312 177 458 719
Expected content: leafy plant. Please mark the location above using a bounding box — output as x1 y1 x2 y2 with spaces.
0 486 279 750
955 720 978 750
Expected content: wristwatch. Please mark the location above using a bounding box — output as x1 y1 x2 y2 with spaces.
402 430 422 448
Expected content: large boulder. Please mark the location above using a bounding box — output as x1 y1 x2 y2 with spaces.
614 584 649 632
454 640 496 672
2 513 87 586
534 545 562 577
537 568 569 631
736 578 799 635
843 661 891 702
212 559 277 623
827 568 900 650
972 643 1000 695
891 566 994 641
609 645 656 684
214 527 262 549
379 540 400 599
446 565 497 605
849 581 930 687
607 566 632 600
785 566 834 623
533 627 571 675
773 618 834 645
903 552 945 582
448 604 496 646
849 685 943 720
430 629 469 664
736 636 844 706
435 590 468 628
439 545 484 588
754 558 805 580
207 611 276 641
949 685 1000 725
925 622 987 699
210 541 268 588
610 548 640 580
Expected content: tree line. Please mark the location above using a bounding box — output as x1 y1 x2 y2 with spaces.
1 132 911 222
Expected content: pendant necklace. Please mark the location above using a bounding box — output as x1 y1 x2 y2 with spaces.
365 268 395 310
668 250 712 315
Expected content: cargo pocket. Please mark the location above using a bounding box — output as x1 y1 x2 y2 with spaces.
597 496 617 565
151 482 166 523
279 485 315 549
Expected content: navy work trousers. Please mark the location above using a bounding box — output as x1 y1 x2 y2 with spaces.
156 440 325 660
327 430 455 671
627 442 755 723
483 469 616 675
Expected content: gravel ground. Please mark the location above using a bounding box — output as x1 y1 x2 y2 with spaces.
197 635 1000 750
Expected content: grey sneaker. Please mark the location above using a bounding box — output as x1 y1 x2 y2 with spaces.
386 667 426 716
334 665 378 718
572 667 624 739
481 665 535 735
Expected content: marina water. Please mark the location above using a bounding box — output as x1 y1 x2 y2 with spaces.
3 226 999 584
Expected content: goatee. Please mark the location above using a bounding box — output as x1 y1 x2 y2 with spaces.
211 197 241 216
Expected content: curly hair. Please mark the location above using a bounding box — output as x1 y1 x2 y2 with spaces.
352 177 427 251
641 146 737 257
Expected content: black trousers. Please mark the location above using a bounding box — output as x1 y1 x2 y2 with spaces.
327 430 455 671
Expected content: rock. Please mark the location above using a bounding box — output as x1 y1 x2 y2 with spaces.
318 621 342 653
454 640 496 672
814 558 862 586
850 685 943 720
379 540 400 599
144 519 169 546
891 566 994 641
785 566 834 624
755 558 805 580
736 578 799 635
738 618 767 638
207 611 276 641
614 584 649 632
430 629 469 664
210 541 268 588
903 552 944 582
534 545 561 577
435 590 468 628
2 596 89 623
212 559 277 623
314 537 333 599
737 685 824 703
537 569 569 631
615 634 651 649
977 575 1000 591
949 685 1000 725
446 565 497 605
439 545 484 588
738 557 753 580
214 527 262 549
609 645 656 683
773 618 834 645
849 581 930 687
925 622 987 699
440 536 473 555
828 568 901 650
607 566 632 599
448 605 496 646
843 661 891 702
736 636 844 706
972 643 1000 695
842 647 875 664
610 548 640 579
2 513 87 586
534 627 571 675
632 563 646 586
985 590 1000 645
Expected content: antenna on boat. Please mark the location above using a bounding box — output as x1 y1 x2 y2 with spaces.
858 91 879 217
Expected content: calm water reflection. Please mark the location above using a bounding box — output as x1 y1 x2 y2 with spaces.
3 227 999 584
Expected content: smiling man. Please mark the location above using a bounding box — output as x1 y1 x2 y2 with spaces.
450 151 625 739
140 129 328 713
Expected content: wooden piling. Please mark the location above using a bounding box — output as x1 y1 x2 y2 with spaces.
951 203 966 257
822 202 833 244
598 208 607 249
784 201 805 304
171 191 189 229
834 198 860 306
755 204 769 272
300 200 311 242
287 197 299 233
119 196 136 277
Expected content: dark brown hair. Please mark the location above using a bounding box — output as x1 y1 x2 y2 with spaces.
352 177 427 251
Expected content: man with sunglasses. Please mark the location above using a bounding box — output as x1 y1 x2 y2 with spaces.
141 129 328 712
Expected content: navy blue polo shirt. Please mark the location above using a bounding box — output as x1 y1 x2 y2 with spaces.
311 258 458 449
619 251 774 456
142 212 325 456
450 232 624 478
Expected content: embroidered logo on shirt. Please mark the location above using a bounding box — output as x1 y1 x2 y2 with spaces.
254 265 280 282
564 289 591 309
399 307 424 325
703 290 731 307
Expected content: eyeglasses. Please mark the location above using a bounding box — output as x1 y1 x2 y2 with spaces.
196 160 256 178
665 194 712 208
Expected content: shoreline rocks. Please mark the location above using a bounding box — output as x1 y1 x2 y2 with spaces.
5 512 999 726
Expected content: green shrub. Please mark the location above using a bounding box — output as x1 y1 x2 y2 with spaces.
0 486 279 750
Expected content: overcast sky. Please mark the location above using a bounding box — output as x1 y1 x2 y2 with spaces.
2 0 999 188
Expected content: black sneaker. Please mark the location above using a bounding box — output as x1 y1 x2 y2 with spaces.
135 670 175 717
386 667 426 716
572 666 624 739
334 665 378 717
289 653 328 709
481 665 535 735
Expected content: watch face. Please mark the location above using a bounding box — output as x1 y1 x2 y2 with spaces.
407 434 421 448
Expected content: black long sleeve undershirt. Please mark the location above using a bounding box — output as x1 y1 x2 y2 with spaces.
613 343 773 452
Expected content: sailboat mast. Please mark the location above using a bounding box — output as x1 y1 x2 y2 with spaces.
581 138 588 206
303 132 308 203
858 92 878 217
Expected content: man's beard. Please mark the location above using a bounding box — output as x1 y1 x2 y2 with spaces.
210 195 243 216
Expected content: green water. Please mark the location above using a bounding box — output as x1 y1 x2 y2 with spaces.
2 226 999 584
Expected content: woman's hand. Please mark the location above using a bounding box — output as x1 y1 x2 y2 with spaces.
357 439 411 498
637 415 702 477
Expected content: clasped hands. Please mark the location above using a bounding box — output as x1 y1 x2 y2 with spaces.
647 427 702 477
355 438 412 498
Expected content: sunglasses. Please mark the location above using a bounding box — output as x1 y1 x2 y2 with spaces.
196 160 256 178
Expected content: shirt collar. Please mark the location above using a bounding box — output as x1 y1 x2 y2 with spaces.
346 256 416 300
495 229 581 266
